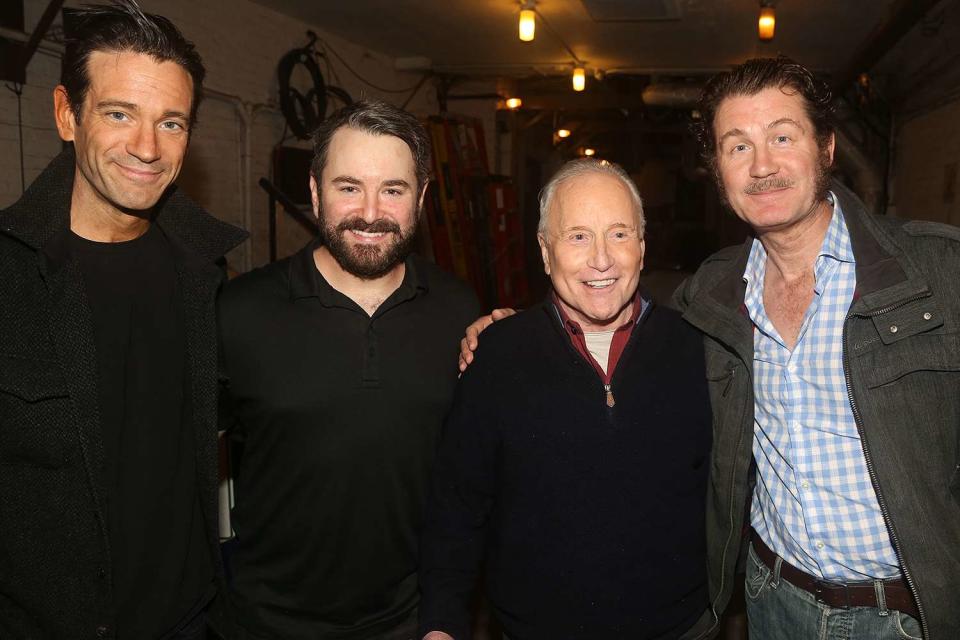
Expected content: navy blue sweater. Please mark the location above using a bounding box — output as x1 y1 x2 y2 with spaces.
418 299 712 640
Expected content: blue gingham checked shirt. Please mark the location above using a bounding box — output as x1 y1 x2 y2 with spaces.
744 195 901 581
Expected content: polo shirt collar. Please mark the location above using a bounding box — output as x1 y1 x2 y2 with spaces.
288 240 429 306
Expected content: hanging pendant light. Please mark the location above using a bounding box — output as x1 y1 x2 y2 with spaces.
758 3 776 41
519 2 536 42
572 66 586 92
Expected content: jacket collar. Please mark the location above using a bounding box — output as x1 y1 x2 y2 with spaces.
831 181 930 313
681 179 932 360
0 146 248 264
703 180 928 313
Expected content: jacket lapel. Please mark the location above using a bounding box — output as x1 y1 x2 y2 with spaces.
9 152 111 526
832 182 931 315
176 249 222 484
682 238 756 368
38 241 109 526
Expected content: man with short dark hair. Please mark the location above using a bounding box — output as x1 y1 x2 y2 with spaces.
676 56 960 640
419 158 713 640
0 1 246 639
218 99 480 640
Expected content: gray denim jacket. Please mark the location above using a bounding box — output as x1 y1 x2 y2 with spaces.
674 180 960 640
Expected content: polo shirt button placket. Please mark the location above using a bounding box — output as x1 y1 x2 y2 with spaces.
362 324 380 384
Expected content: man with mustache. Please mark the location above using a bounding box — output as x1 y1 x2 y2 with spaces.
676 56 959 640
0 2 246 638
217 100 480 640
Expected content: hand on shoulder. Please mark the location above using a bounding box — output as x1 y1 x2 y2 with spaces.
458 308 517 372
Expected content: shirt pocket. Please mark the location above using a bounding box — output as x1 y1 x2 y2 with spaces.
0 354 77 468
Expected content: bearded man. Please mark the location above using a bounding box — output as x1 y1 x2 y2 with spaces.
217 100 479 640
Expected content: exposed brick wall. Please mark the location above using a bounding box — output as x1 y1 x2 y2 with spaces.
892 98 960 226
1 0 497 271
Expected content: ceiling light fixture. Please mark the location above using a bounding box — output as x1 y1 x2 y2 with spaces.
519 1 536 42
572 66 586 92
505 97 523 110
516 5 588 93
758 3 775 41
583 147 596 157
557 128 571 138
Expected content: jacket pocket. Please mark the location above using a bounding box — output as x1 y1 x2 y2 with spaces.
859 332 960 388
705 349 741 400
705 352 748 439
0 354 77 468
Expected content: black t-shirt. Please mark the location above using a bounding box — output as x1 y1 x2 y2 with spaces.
218 244 480 640
69 225 213 640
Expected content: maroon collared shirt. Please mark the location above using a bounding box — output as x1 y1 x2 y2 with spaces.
552 291 644 406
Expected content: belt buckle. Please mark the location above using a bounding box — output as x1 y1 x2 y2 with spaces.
813 579 851 609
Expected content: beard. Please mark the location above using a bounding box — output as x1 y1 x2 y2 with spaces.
318 210 419 280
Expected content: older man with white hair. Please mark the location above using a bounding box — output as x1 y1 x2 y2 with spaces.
417 159 715 640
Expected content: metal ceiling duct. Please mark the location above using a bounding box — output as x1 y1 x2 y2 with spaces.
641 83 703 108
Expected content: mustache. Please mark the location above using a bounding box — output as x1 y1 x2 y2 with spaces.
744 177 794 195
335 218 401 235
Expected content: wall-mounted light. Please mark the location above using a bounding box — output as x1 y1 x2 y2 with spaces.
583 147 596 157
572 66 586 92
557 128 571 138
758 4 775 41
505 97 523 110
519 2 536 42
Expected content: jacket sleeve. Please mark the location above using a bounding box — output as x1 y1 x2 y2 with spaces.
671 275 694 312
418 345 502 640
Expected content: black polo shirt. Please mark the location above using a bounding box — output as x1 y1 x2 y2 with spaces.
218 242 480 640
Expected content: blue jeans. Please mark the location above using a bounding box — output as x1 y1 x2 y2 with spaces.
745 543 923 640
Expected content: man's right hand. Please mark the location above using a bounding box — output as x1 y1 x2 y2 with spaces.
458 308 517 372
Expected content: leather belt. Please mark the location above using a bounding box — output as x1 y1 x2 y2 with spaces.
751 530 920 621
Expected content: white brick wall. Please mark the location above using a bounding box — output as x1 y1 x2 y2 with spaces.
1 0 495 271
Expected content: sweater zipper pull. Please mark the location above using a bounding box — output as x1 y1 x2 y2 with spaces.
604 384 615 408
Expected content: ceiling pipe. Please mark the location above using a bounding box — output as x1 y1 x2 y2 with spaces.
641 83 703 108
829 0 942 215
21 0 64 68
2 0 65 83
